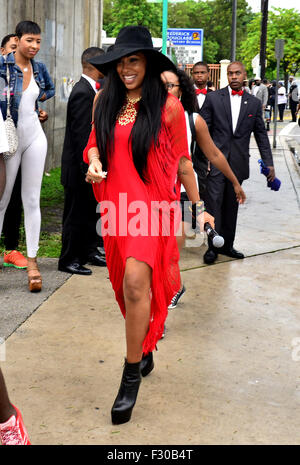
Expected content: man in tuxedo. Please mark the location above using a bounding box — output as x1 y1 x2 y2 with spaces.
191 61 214 192
200 61 275 264
58 47 106 275
191 61 213 109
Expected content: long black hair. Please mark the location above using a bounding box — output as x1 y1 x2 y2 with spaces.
175 68 199 114
94 52 168 182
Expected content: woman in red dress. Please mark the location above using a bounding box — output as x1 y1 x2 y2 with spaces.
83 26 214 425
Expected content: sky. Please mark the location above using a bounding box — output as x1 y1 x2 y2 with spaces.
245 0 299 12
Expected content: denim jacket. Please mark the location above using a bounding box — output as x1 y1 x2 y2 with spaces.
0 52 55 126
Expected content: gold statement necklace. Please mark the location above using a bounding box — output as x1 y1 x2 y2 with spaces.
117 95 142 126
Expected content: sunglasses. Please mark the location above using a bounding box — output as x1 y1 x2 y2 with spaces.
165 83 180 90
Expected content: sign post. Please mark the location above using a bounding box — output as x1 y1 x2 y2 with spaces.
167 28 203 65
273 39 284 149
147 0 168 56
162 0 168 55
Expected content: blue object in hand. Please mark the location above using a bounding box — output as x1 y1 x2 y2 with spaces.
258 159 281 191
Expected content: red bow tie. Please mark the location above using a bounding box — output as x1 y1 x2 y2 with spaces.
196 88 207 95
96 81 101 90
231 89 243 96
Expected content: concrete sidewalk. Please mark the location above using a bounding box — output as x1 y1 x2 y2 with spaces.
1 132 300 445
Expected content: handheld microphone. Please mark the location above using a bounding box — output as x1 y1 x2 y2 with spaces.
204 222 225 248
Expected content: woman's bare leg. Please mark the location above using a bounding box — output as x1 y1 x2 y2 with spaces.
0 368 16 423
123 257 152 363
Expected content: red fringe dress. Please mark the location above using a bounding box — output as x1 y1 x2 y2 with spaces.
83 94 190 354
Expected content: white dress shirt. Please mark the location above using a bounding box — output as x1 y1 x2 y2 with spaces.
194 84 207 109
228 86 242 133
253 85 260 97
82 74 97 93
181 111 199 192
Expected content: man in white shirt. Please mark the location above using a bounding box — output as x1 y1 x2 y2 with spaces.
252 77 268 110
200 61 275 264
59 47 107 274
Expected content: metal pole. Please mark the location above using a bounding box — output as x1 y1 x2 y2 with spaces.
273 57 280 148
259 0 269 79
231 0 237 62
162 0 168 56
99 0 103 47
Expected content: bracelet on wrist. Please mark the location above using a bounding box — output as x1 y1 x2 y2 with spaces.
89 155 100 164
188 201 205 219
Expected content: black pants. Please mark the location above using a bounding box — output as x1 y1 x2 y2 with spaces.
2 167 22 250
58 181 103 268
290 99 297 122
201 172 242 251
278 104 285 121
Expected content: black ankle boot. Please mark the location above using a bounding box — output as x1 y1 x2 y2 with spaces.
111 359 142 425
140 351 154 377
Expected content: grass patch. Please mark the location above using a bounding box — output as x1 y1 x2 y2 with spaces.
40 167 64 208
0 167 64 258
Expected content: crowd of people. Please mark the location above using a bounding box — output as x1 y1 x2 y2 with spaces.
248 76 300 125
1 19 293 443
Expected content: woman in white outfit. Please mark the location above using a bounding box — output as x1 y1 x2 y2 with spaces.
0 21 55 292
161 69 246 308
0 111 8 200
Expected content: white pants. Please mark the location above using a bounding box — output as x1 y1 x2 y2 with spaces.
0 130 47 257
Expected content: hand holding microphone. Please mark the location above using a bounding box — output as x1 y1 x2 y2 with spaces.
204 222 224 248
258 159 281 191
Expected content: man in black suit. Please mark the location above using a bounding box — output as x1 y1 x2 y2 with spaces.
191 61 214 193
200 61 275 264
191 61 213 110
58 47 106 275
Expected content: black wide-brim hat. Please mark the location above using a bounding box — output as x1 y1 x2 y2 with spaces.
88 25 176 75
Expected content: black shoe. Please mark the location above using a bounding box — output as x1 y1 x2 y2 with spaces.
87 253 106 267
140 352 154 377
97 246 105 257
111 359 142 425
160 324 166 340
219 247 244 259
58 262 92 275
203 249 218 264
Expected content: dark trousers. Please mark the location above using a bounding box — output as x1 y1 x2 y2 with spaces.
201 172 242 251
58 181 103 268
2 167 22 250
290 99 297 122
278 104 285 121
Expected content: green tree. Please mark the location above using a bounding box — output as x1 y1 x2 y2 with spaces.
103 0 162 37
239 8 300 80
103 0 253 64
210 0 254 63
168 0 220 62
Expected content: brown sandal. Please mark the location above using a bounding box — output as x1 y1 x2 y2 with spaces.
27 258 42 292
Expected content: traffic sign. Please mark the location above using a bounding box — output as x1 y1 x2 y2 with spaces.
275 39 284 60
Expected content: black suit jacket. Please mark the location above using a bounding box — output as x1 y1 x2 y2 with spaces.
200 86 274 181
61 77 95 188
